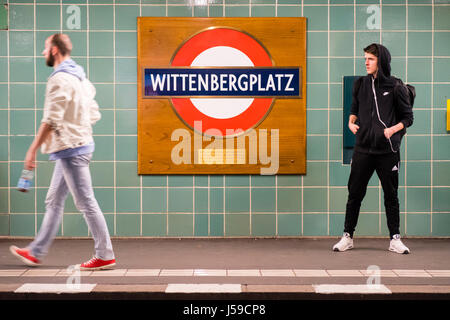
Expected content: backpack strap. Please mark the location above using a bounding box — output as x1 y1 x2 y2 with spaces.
392 77 415 108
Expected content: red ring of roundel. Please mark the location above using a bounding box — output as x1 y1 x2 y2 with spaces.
171 28 274 137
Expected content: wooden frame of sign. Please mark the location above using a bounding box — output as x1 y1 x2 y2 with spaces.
137 17 306 175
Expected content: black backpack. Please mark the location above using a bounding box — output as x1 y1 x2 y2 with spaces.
393 77 416 108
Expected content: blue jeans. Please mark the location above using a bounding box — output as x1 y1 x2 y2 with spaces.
29 153 114 260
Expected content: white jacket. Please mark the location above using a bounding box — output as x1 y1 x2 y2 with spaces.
41 72 101 154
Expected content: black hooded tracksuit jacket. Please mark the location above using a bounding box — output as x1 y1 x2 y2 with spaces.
344 44 414 238
350 45 414 154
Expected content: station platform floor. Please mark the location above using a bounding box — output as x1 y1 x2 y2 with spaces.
1 237 449 315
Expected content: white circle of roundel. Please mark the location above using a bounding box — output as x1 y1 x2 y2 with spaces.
190 46 254 120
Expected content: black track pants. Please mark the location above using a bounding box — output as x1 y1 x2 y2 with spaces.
344 150 401 239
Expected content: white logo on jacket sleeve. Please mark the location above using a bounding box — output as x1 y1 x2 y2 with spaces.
383 91 390 96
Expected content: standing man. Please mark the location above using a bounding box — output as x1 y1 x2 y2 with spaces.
333 43 413 254
10 34 116 270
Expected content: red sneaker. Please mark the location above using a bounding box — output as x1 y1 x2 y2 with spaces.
9 246 41 267
79 256 116 271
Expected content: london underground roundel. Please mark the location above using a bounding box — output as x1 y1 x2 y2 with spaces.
172 28 273 137
144 27 300 137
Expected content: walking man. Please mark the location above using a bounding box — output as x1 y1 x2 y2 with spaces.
333 43 413 254
10 34 116 270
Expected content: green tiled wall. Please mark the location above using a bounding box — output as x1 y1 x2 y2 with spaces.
0 0 449 238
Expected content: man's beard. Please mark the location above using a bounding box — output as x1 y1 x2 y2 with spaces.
46 51 55 67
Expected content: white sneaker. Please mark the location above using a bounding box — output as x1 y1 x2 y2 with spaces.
389 234 410 254
333 232 354 252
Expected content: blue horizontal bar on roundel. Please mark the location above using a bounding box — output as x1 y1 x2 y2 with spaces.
144 67 301 97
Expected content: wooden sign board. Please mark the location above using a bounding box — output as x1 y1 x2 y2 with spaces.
137 17 306 175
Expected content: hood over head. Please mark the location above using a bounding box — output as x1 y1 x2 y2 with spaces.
368 43 394 87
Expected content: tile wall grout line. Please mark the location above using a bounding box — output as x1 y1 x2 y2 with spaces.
208 175 211 236
6 210 447 215
249 176 252 236
379 0 382 56
166 175 169 236
301 0 304 236
351 0 356 232
405 0 409 235
378 0 383 236
326 0 330 236
275 174 278 236
430 0 434 234
7 29 450 34
3 184 448 190
193 176 195 236
223 174 225 236
165 0 168 237
7 1 11 232
301 169 303 235
87 0 92 237
113 0 117 236
8 3 450 7
5 53 450 58
34 1 39 236
352 0 356 192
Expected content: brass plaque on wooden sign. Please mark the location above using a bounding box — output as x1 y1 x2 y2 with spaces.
137 17 306 175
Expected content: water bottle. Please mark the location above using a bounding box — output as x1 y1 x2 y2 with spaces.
17 169 34 192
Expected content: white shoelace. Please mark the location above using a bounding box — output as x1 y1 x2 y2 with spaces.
84 257 98 266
